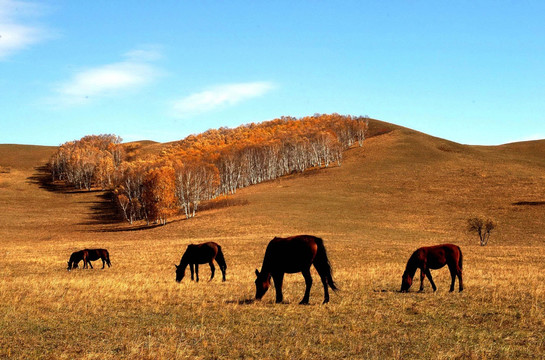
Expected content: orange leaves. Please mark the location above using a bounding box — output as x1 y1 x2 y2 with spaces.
143 166 177 225
50 114 369 226
50 134 125 191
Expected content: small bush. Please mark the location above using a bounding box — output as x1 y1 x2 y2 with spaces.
467 217 496 246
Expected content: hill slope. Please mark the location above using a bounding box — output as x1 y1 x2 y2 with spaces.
1 120 545 359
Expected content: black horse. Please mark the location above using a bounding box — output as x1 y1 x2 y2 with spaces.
84 249 111 269
255 235 337 304
67 250 88 271
67 249 111 271
175 242 227 282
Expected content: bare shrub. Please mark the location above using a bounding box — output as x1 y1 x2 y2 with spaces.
467 217 496 246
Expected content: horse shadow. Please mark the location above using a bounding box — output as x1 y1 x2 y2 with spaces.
225 298 256 305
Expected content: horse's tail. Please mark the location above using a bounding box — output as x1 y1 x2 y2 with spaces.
457 245 463 270
215 245 227 271
314 237 338 291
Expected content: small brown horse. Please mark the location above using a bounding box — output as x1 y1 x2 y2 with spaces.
175 242 227 282
67 250 88 271
255 235 337 304
84 249 111 269
400 244 463 292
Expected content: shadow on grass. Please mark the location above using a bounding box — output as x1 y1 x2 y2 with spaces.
27 165 71 193
77 192 123 225
512 201 545 206
28 164 125 228
225 298 257 305
89 217 191 233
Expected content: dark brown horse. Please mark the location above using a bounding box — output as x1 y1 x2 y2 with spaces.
400 244 463 292
255 235 337 304
67 250 88 271
84 249 111 269
175 242 227 282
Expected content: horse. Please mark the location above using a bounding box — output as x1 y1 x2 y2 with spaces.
254 235 337 304
67 250 88 271
175 242 227 282
84 249 111 269
400 243 463 293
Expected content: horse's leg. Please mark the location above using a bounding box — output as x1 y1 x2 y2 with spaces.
272 273 284 303
457 267 463 292
447 263 456 292
195 264 199 282
319 270 330 304
425 269 437 292
88 260 93 269
190 264 195 281
448 262 463 292
300 269 313 305
101 257 105 269
220 263 226 282
418 268 426 292
208 261 215 281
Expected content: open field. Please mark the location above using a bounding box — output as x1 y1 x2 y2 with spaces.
1 123 545 359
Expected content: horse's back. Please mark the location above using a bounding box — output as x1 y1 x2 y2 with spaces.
85 248 109 261
422 244 461 268
264 235 320 273
185 242 219 264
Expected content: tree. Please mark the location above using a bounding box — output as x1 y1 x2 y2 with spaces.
175 161 219 219
142 166 177 225
467 217 496 246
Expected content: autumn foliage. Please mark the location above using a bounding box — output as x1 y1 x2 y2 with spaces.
49 114 368 224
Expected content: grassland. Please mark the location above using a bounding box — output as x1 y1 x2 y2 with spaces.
1 123 545 359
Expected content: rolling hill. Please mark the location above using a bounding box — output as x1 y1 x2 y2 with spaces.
1 120 545 359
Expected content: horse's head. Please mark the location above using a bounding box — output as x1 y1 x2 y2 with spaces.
254 269 271 300
400 271 412 292
175 264 185 283
67 261 71 271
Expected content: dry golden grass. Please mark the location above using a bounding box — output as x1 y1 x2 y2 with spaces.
2 124 545 359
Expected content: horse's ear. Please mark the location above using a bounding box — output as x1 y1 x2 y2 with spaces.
255 269 260 277
175 264 178 269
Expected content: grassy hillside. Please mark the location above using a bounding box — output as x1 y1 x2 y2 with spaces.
1 121 544 359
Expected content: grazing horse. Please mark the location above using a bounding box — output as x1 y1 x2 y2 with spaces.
175 242 227 282
84 249 111 269
400 244 463 293
67 250 88 271
255 235 337 304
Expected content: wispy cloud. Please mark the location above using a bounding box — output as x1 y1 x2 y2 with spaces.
0 0 52 60
51 47 162 106
172 82 275 117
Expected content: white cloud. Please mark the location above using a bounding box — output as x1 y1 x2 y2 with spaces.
0 0 51 60
172 82 275 117
51 48 162 106
123 46 162 62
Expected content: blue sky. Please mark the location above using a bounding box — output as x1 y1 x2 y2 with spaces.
1 1 544 146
